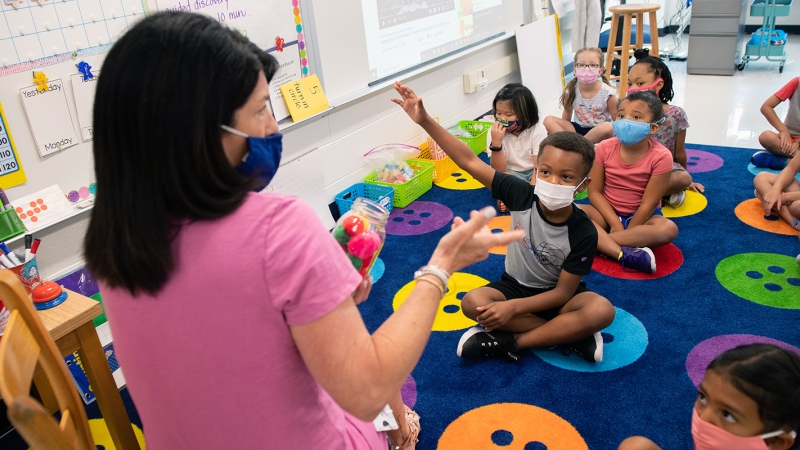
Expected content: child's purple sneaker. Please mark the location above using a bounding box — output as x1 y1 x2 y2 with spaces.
620 246 656 273
751 151 789 170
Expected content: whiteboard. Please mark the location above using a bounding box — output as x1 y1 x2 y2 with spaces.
309 0 524 102
154 0 313 76
516 15 565 108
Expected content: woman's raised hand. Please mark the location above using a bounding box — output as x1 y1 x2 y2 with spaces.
391 82 429 124
428 207 525 275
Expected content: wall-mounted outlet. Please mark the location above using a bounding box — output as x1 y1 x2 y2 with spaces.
463 55 519 94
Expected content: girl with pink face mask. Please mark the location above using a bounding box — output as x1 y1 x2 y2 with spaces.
619 343 800 450
543 47 617 144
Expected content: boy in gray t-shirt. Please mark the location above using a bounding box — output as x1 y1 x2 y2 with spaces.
393 80 619 364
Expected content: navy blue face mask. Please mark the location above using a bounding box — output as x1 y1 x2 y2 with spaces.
220 125 283 191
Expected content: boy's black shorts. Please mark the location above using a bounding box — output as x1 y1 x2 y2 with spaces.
484 272 592 321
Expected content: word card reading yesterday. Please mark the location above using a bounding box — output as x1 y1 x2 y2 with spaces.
20 78 79 157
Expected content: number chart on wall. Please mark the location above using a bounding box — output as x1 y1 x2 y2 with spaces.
0 102 26 189
0 0 147 76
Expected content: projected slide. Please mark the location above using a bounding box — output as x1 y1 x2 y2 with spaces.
363 0 504 80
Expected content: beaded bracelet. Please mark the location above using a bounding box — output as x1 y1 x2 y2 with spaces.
414 265 451 289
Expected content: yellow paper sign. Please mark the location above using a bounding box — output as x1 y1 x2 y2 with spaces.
279 74 329 122
0 102 27 189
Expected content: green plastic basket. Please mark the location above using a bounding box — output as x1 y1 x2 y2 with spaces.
364 160 435 208
448 120 492 155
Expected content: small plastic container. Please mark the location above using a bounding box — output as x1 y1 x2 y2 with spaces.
332 198 389 277
335 183 394 214
0 209 26 241
364 160 435 208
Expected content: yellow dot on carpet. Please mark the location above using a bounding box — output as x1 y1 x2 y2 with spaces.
393 272 488 331
437 403 588 450
87 418 146 449
735 198 798 236
435 170 486 190
662 190 707 218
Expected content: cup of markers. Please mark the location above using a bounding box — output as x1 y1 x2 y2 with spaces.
0 236 67 312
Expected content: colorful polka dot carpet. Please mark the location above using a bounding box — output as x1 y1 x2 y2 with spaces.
2 145 798 449
359 144 800 449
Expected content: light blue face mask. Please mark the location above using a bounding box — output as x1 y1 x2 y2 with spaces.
220 125 283 191
612 119 655 146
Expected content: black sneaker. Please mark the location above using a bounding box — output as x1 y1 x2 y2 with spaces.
564 332 603 363
456 326 520 363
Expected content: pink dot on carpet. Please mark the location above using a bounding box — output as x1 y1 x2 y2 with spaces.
401 374 417 409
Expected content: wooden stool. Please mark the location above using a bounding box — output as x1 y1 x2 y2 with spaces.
604 3 660 98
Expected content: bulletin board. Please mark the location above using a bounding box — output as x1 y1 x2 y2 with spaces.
0 0 314 208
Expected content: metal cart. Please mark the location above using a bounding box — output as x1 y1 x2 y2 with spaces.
738 0 792 72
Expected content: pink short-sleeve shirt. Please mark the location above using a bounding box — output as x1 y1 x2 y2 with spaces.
100 193 385 450
595 137 674 215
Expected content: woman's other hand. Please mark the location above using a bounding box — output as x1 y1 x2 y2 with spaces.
428 207 525 274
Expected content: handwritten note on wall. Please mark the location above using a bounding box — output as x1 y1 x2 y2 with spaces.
279 74 329 122
19 78 78 157
71 72 100 142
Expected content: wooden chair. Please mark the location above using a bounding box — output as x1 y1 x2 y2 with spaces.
0 270 95 450
604 3 661 98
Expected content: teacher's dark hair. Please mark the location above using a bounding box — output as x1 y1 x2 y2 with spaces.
85 12 278 295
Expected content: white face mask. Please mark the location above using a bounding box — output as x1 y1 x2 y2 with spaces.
535 172 586 210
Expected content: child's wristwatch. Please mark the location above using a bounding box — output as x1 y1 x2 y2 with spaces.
489 144 502 151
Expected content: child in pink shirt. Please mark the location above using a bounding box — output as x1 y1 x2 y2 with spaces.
579 91 678 273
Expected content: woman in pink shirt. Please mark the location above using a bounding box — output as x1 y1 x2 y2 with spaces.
579 91 678 274
84 12 522 450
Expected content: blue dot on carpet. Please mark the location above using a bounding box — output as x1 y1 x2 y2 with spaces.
788 278 800 287
764 283 782 292
420 212 431 218
409 220 421 225
456 292 466 300
443 304 460 314
457 178 467 182
602 333 614 343
768 265 785 274
746 271 763 279
392 217 404 222
764 215 779 221
369 258 385 283
532 307 647 372
524 442 547 450
491 429 514 446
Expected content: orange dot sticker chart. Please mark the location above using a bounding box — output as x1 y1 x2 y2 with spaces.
10 184 73 231
0 102 26 189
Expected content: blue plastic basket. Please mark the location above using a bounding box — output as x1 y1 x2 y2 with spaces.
334 182 394 214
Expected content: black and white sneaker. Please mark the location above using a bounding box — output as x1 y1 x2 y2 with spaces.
456 326 520 363
564 332 603 363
